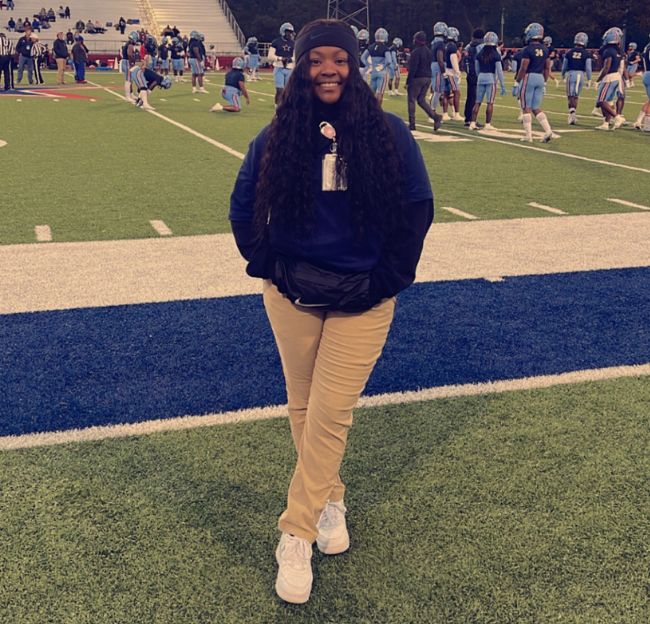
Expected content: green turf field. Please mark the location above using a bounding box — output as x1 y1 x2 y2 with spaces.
1 377 649 623
0 69 648 244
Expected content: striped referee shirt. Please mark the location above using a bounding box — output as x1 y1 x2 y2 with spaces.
31 41 45 57
0 36 14 56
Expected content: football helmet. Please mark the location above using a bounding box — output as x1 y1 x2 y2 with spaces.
433 22 448 38
602 28 621 45
375 28 389 43
161 75 172 89
447 27 459 42
198 33 205 41
483 31 499 46
524 23 544 43
247 36 257 44
189 30 199 40
543 36 552 46
628 42 637 50
280 22 294 38
393 37 403 48
128 31 139 43
574 32 588 46
232 57 245 69
357 29 369 41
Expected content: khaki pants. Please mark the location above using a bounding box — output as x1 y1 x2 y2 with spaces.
263 280 395 542
56 58 66 84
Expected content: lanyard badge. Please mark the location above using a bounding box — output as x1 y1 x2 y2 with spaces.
319 121 348 192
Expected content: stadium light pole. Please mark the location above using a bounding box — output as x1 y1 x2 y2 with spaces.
326 0 370 31
500 6 505 43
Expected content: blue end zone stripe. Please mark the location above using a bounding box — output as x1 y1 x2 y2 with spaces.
1 267 649 437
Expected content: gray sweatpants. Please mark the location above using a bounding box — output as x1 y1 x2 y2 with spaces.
17 54 33 83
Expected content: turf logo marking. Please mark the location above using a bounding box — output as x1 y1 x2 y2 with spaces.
150 220 173 236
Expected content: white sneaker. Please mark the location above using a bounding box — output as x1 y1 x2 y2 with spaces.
595 121 610 130
275 533 313 604
442 113 451 121
554 78 559 88
316 501 350 555
468 121 477 130
210 103 223 112
192 87 197 94
483 123 496 131
453 113 464 121
591 107 602 117
517 113 523 121
520 136 533 143
613 115 626 129
198 87 209 94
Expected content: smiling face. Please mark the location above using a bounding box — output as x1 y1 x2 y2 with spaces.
309 46 350 105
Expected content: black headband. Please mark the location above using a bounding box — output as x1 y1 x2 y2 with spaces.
294 22 359 65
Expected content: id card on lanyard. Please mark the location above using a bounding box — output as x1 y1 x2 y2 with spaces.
319 121 348 192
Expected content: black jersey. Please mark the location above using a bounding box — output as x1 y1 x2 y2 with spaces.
601 44 622 74
225 68 245 89
522 42 548 74
444 41 458 69
565 47 591 71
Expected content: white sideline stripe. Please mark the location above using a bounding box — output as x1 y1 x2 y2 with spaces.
78 76 245 160
606 198 650 211
528 202 567 215
416 123 650 175
484 276 504 282
442 206 479 220
150 220 172 236
34 225 52 242
1 363 649 451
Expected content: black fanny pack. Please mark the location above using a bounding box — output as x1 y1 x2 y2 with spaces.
273 254 371 313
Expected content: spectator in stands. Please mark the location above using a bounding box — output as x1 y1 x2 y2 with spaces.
16 27 34 84
47 8 56 22
66 29 73 44
7 0 14 9
71 34 87 82
118 17 126 35
53 30 68 83
65 6 70 19
75 19 84 32
8 17 16 31
23 18 32 29
58 6 65 19
93 20 105 34
172 25 179 38
0 2 5 12
85 19 94 33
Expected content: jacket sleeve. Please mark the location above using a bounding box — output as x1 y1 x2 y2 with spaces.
368 198 433 304
229 129 267 260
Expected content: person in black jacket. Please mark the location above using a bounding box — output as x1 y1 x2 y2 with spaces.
53 31 68 83
15 29 34 84
463 28 484 125
229 19 433 605
406 30 442 131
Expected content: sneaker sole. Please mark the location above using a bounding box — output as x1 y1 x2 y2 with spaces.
275 551 312 604
316 532 350 555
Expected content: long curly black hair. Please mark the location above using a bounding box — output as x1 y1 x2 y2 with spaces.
253 19 405 241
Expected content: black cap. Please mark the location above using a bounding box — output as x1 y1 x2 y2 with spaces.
295 21 359 65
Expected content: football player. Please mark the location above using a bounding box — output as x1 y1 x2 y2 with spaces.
443 26 463 121
633 37 650 129
170 37 185 82
511 47 525 121
269 22 295 106
561 32 592 124
188 30 208 94
469 31 505 131
514 22 554 142
121 31 141 102
594 28 626 130
387 37 403 95
429 21 447 117
130 55 172 111
243 36 260 81
158 36 170 76
543 36 560 87
356 28 370 79
144 34 157 70
210 57 250 112
361 28 393 104
626 42 641 86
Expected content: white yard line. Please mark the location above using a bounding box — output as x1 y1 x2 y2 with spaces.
75 75 245 160
416 123 650 175
2 212 649 315
442 206 479 220
528 202 567 215
150 220 173 236
2 362 649 450
34 225 52 242
606 198 650 211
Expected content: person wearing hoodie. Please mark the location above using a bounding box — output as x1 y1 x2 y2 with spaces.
406 30 442 131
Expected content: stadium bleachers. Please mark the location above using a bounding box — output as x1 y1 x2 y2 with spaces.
3 0 147 48
149 0 242 53
2 0 243 53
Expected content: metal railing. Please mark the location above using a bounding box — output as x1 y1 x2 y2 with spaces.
217 0 245 48
136 0 161 38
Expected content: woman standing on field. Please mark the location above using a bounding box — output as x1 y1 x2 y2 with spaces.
229 19 433 604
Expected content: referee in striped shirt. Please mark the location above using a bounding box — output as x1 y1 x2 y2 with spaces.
0 33 14 91
30 33 45 84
